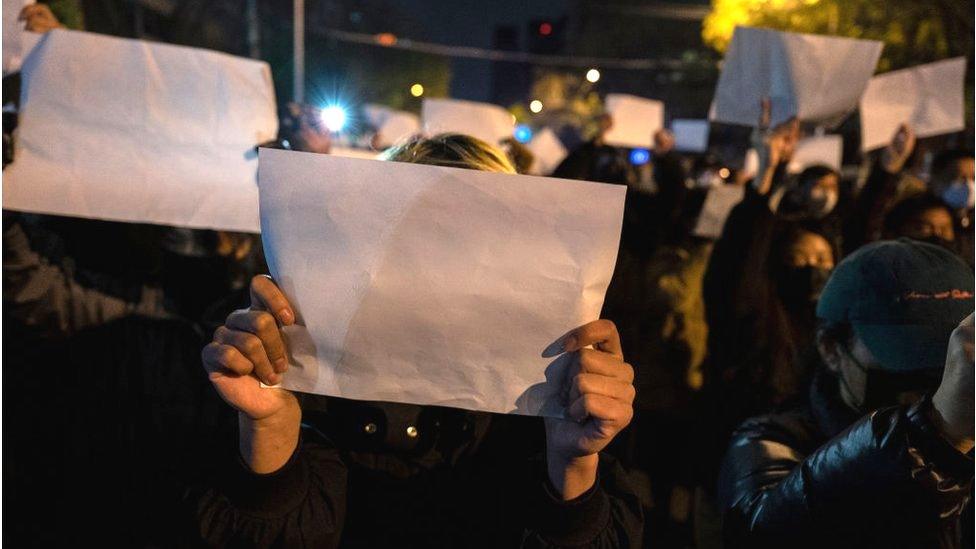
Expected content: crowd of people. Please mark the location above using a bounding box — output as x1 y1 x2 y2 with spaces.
3 4 974 548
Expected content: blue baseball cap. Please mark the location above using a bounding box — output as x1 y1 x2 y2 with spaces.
816 239 974 372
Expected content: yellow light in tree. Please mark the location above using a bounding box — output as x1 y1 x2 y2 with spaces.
410 83 424 97
585 68 601 83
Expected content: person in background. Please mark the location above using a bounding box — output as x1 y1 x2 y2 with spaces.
552 113 634 185
191 134 643 548
927 148 974 259
718 239 974 548
843 124 918 255
882 193 959 253
702 102 830 426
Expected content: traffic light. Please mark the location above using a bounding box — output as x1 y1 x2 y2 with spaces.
528 18 564 54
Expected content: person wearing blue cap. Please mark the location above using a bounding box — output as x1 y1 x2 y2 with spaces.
717 238 974 548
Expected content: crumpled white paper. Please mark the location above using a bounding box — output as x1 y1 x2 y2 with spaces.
258 148 625 416
711 26 883 128
421 98 514 145
603 94 664 149
859 57 967 152
3 30 277 233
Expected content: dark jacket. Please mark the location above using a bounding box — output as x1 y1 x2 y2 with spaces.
189 396 644 548
718 371 973 548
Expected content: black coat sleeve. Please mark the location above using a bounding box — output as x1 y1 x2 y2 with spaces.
191 434 348 548
718 398 974 547
523 454 644 548
842 160 901 256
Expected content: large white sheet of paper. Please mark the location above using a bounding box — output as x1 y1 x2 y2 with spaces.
859 58 967 152
526 127 567 175
672 119 710 152
711 26 882 128
363 104 420 148
3 0 42 75
3 30 277 233
421 98 514 145
603 94 664 149
692 184 745 239
259 148 626 416
787 135 843 173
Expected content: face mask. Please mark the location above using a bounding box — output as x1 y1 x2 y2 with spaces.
941 178 975 210
779 265 832 308
919 235 959 255
835 345 941 413
806 187 839 218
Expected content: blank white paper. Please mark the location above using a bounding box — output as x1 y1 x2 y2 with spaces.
2 30 278 232
258 148 626 416
603 94 664 149
859 57 967 152
421 98 514 145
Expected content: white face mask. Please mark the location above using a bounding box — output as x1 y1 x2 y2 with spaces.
808 186 839 218
941 178 975 210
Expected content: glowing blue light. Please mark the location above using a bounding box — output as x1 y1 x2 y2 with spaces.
514 124 533 144
629 148 650 165
320 105 347 132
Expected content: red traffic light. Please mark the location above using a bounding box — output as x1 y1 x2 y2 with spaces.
538 22 553 36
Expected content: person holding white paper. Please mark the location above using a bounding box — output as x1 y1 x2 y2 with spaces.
701 101 836 469
193 134 643 548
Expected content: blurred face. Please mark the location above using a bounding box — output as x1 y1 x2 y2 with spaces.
783 231 834 270
900 207 955 243
933 157 975 211
803 173 840 218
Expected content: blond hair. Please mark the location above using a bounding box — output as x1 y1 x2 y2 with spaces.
379 133 517 174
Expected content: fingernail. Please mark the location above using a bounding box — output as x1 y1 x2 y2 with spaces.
278 309 294 325
562 336 577 352
274 358 288 373
267 373 281 385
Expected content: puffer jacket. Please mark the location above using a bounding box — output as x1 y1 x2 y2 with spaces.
718 371 973 549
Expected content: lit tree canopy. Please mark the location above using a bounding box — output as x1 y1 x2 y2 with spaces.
702 0 974 72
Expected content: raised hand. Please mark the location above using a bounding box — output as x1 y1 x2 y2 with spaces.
545 320 635 499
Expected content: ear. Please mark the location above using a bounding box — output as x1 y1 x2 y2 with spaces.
816 329 843 374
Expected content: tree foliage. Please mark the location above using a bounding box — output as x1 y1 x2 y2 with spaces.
702 0 974 72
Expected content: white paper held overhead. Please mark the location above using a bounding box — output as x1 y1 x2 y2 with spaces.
787 135 844 173
859 57 967 152
363 104 421 148
3 30 278 233
258 149 625 416
421 98 514 145
671 119 710 153
711 26 883 128
693 184 745 239
526 127 568 176
602 94 664 149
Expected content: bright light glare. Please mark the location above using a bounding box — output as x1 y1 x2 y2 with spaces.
320 106 347 132
410 83 424 97
529 100 543 113
514 124 533 144
629 148 650 166
718 167 731 179
585 68 601 83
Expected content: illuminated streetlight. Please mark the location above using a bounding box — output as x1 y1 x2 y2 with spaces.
410 83 424 97
320 105 347 132
585 68 601 83
529 99 543 113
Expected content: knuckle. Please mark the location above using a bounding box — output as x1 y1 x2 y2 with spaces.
254 311 275 332
243 334 263 355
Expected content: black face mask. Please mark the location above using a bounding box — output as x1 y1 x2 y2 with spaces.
836 345 942 413
919 235 960 256
779 266 832 308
